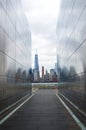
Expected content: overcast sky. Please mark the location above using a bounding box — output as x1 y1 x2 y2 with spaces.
22 0 61 75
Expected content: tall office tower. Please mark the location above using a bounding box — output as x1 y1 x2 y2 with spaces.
54 63 57 73
34 53 39 82
45 70 49 82
42 66 44 81
34 53 39 71
49 69 57 82
49 69 55 82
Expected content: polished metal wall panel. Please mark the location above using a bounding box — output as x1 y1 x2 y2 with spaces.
0 27 5 53
5 35 16 59
5 15 16 42
57 0 86 83
6 0 16 27
0 0 6 11
0 0 31 104
0 4 6 31
0 52 5 75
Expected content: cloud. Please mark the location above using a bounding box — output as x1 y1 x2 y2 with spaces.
22 0 61 72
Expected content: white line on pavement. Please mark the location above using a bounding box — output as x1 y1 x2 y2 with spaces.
56 93 86 130
0 94 35 125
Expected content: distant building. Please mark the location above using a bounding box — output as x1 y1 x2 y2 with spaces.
34 53 40 82
49 69 58 82
34 53 39 71
27 68 34 82
55 63 57 74
45 70 49 82
42 66 44 82
34 70 39 82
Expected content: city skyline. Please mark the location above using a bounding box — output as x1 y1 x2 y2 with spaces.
32 52 60 82
22 0 61 72
33 52 58 77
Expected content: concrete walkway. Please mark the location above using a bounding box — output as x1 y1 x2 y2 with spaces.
0 89 80 130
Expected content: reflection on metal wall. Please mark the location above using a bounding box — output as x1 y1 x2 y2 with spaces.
57 0 86 112
0 0 31 104
57 0 86 84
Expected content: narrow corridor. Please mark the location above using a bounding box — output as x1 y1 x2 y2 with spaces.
1 89 80 130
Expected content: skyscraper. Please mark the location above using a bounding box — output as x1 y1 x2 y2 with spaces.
34 53 39 71
42 66 44 77
42 66 44 82
34 53 39 82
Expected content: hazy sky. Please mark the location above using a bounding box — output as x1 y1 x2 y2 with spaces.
22 0 61 74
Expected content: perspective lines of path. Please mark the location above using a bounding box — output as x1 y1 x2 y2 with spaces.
0 89 80 130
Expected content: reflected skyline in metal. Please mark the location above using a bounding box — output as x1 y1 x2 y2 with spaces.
57 0 86 83
56 0 86 113
0 0 31 106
